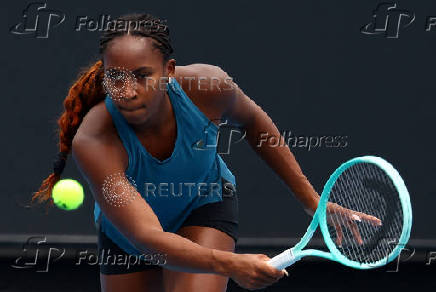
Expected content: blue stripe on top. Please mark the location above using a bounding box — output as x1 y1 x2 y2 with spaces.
93 77 236 256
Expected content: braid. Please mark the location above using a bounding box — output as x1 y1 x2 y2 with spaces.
32 60 104 206
33 12 174 209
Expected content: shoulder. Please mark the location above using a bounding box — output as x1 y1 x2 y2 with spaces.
176 63 226 77
72 100 128 169
175 63 234 93
74 100 114 140
174 63 237 119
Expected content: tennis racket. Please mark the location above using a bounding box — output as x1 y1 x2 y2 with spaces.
267 156 412 270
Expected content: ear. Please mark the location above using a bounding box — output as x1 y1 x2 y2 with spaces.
165 58 176 78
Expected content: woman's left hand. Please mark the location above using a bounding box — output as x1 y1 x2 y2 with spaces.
325 202 382 246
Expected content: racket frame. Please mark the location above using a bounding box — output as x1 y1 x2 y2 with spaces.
268 156 412 270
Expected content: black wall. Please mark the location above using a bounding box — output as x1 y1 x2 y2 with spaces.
2 0 435 243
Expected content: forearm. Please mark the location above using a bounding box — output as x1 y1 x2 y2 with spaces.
243 108 320 214
133 229 236 275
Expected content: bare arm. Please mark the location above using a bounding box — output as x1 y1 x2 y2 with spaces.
71 112 286 288
71 118 234 275
198 66 320 215
229 87 319 214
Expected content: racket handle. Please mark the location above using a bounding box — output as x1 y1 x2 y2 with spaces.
267 249 299 270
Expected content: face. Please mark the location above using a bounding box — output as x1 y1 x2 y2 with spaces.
103 34 175 126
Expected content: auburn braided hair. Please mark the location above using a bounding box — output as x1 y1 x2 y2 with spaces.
32 13 173 208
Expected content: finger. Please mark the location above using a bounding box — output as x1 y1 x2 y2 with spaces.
351 214 362 222
253 276 280 289
260 262 284 280
259 272 281 282
262 257 286 278
260 266 285 281
357 212 382 226
259 273 283 283
334 223 343 247
259 254 271 261
345 220 363 245
328 209 344 247
251 282 269 291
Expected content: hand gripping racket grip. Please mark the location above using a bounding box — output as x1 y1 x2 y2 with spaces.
267 249 299 270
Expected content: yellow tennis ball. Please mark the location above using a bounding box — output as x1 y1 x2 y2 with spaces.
52 179 84 210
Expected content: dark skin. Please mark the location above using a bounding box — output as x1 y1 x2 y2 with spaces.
101 36 227 161
73 35 285 292
102 36 177 161
73 35 380 292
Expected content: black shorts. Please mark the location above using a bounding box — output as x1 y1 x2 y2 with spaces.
97 178 239 275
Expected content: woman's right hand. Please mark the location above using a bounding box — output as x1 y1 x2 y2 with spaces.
227 253 287 290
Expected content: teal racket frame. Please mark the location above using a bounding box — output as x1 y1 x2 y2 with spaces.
269 156 412 270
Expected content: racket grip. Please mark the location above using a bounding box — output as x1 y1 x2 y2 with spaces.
267 249 298 270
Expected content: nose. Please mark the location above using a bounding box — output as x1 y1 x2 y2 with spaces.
123 82 137 100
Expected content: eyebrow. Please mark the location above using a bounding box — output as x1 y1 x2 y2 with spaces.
131 66 153 74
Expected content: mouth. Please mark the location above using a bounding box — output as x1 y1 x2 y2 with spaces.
118 105 146 112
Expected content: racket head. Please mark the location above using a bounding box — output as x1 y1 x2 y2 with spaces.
317 156 412 269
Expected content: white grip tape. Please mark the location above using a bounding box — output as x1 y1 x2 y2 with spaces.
267 249 298 270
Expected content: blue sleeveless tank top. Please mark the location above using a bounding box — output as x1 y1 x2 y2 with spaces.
93 77 236 256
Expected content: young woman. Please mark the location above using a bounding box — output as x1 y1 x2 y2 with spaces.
33 13 378 292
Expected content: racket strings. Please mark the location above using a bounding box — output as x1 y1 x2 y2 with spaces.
342 164 402 261
342 164 400 263
343 164 390 262
327 162 403 264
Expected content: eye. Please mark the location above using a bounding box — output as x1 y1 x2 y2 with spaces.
136 72 151 79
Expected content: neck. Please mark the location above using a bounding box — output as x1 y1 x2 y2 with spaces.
131 90 173 137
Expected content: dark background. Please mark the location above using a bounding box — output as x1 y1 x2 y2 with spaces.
1 0 435 291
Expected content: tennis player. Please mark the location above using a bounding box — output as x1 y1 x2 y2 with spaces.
33 13 375 292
